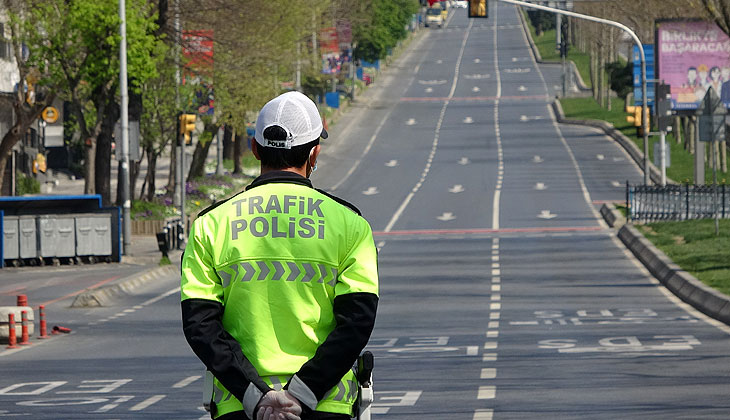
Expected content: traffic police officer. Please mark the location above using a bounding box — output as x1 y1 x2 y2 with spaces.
181 91 379 420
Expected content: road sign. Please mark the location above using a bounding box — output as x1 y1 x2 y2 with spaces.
41 107 59 124
633 44 655 107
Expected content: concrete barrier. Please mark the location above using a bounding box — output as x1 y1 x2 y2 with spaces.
0 306 35 341
617 224 730 325
599 203 626 228
71 264 178 307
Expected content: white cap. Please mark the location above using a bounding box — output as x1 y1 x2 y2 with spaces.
255 91 328 149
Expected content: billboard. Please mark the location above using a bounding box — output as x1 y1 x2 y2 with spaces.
657 20 730 110
182 30 214 115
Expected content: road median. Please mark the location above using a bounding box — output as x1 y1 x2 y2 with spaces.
71 264 178 308
611 218 730 325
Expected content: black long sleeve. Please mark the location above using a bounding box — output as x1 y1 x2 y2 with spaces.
287 292 378 400
181 298 272 401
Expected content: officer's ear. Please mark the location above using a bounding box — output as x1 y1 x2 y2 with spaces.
251 140 262 161
309 144 321 165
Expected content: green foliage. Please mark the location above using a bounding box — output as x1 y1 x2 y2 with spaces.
606 61 632 99
527 10 555 35
15 172 40 195
131 197 179 219
353 0 419 62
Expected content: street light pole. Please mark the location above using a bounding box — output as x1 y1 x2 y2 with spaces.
118 0 132 254
498 0 651 184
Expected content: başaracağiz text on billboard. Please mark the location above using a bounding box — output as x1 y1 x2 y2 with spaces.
657 20 730 110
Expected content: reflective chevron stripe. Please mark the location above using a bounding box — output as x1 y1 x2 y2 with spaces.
286 262 302 281
302 263 316 282
257 261 271 280
272 261 285 280
218 261 338 286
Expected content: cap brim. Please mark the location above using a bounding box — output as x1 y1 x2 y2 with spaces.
320 127 328 140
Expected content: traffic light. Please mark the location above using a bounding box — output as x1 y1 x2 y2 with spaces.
468 0 488 18
626 105 649 136
179 113 196 145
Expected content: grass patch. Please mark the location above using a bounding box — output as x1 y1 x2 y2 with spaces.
560 96 729 184
638 219 730 296
523 11 592 88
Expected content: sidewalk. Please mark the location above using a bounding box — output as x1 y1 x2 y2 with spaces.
122 234 183 266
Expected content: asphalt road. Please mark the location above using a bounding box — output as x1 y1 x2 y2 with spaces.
1 2 730 419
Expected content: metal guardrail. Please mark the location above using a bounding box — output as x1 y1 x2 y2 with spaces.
627 183 729 222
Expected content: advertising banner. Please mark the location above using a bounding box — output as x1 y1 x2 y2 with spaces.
657 20 730 110
182 30 214 115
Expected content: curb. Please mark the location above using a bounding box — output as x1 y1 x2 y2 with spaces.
71 264 178 308
551 99 672 186
616 224 730 325
599 203 626 229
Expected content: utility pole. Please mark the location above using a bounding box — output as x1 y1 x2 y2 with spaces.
499 0 650 184
118 0 131 254
174 0 186 247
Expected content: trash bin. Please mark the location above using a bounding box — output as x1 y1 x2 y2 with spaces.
3 216 18 261
75 213 112 258
18 216 37 260
38 215 75 259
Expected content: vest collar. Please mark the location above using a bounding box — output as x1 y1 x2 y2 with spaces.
246 170 313 191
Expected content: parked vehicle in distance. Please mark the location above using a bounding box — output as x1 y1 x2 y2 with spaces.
425 7 444 28
454 0 468 8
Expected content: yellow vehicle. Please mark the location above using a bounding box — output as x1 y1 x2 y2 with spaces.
425 6 444 28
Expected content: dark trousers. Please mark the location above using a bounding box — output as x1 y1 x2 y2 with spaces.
216 411 350 420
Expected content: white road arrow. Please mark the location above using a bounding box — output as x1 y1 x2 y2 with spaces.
611 181 622 188
418 80 448 85
520 115 545 122
537 210 557 219
463 117 474 124
533 155 544 163
505 68 531 73
406 118 416 125
449 184 465 193
613 157 625 162
385 160 398 167
362 187 379 195
458 157 470 165
472 86 481 92
436 59 443 64
597 154 605 160
474 58 481 63
437 212 456 221
425 87 433 93
518 85 527 92
535 182 547 190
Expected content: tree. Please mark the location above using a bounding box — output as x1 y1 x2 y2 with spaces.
0 0 59 194
20 0 162 204
353 0 418 62
694 0 730 36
